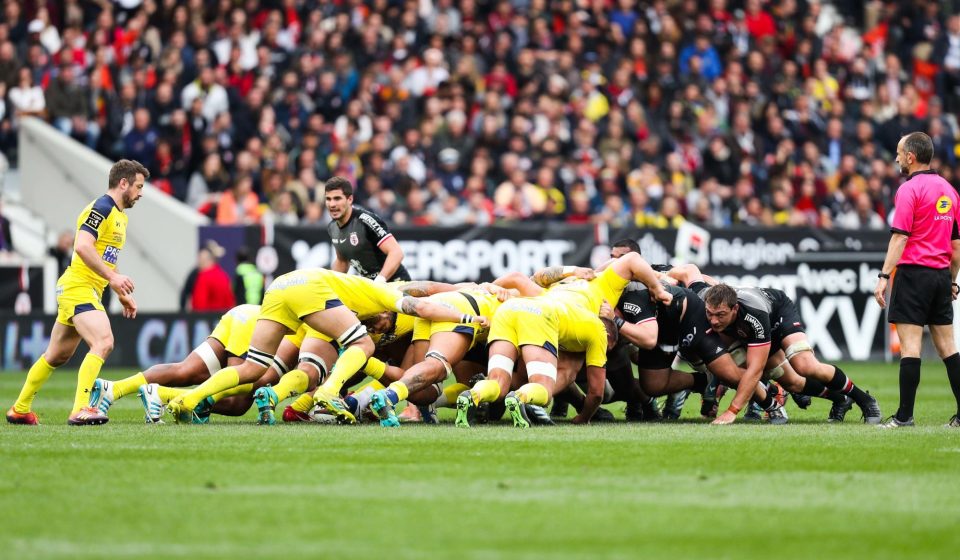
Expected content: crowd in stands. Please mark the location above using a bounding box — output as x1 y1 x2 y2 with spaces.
2 0 960 231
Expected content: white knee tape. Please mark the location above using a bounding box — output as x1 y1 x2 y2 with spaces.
526 360 558 381
337 323 368 347
767 365 785 380
425 350 454 377
488 354 515 376
298 352 329 382
729 345 747 367
194 341 223 376
271 356 290 376
784 341 813 360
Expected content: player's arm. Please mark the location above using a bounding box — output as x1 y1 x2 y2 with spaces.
612 253 672 305
397 280 458 297
599 301 658 349
874 232 908 308
493 271 544 296
376 235 404 282
331 250 350 273
531 265 595 287
572 365 606 424
714 342 768 425
399 296 489 327
74 230 135 295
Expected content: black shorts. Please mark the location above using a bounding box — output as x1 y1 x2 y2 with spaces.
771 298 805 353
888 265 954 326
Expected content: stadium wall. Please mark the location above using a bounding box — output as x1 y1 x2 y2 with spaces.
18 118 207 312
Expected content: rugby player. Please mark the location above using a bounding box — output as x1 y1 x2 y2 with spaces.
7 160 148 426
166 270 487 423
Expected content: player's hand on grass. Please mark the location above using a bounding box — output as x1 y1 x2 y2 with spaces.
119 294 137 319
874 278 887 308
109 273 135 296
712 410 737 425
571 414 590 425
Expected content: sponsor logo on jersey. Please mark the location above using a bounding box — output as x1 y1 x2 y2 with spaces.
622 302 642 316
349 232 359 246
744 313 765 338
937 195 952 214
103 245 120 265
84 211 105 230
359 212 388 238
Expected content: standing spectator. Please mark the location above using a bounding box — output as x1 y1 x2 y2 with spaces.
215 176 262 225
233 246 263 305
189 243 236 313
181 66 229 123
123 108 160 173
45 64 98 149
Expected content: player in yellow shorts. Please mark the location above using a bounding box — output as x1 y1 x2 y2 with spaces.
7 160 148 426
455 294 617 427
166 269 488 424
85 304 301 422
368 283 516 427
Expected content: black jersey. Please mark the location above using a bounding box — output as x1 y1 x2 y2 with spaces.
327 205 411 281
720 287 791 347
617 283 687 349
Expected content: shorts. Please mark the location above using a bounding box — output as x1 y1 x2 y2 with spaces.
55 278 105 327
770 298 805 353
411 292 480 348
260 275 344 332
488 298 559 356
888 265 954 326
209 306 259 357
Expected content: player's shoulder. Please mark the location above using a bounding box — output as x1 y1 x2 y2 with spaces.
89 194 119 216
355 206 389 228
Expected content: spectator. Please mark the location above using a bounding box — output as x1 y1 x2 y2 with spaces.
216 176 262 225
188 243 236 313
233 246 263 305
123 108 159 173
48 230 73 275
45 65 98 149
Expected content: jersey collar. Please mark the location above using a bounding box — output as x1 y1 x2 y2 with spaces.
907 169 938 180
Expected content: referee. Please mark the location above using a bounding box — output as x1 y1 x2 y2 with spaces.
874 132 960 428
324 176 411 282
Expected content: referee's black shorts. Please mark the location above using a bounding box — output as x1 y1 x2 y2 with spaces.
888 265 954 325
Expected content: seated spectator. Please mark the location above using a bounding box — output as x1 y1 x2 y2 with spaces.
216 176 262 225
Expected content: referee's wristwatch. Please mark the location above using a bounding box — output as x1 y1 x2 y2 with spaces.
878 272 891 280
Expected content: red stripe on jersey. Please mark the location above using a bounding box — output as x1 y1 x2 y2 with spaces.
376 233 394 248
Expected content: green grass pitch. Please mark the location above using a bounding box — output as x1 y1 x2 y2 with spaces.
2 362 960 559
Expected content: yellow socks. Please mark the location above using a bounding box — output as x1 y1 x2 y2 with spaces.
73 354 105 413
210 383 253 403
388 381 410 402
321 346 368 394
182 367 240 410
113 372 147 399
357 380 386 393
14 356 56 413
273 370 309 401
516 383 550 406
363 357 387 380
436 383 470 407
472 379 501 404
291 393 314 413
158 386 187 403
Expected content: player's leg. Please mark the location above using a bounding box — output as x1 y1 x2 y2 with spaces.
456 340 517 427
373 332 471 427
69 309 115 424
168 319 287 423
258 337 336 424
703 352 786 423
781 332 881 423
930 323 960 426
767 353 850 422
7 322 82 424
506 345 558 428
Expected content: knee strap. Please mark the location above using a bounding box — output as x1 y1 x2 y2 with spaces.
526 360 557 381
784 340 813 360
299 352 329 383
194 341 223 376
487 354 515 376
425 350 454 377
337 323 368 347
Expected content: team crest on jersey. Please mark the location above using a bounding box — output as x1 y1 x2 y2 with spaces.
349 232 359 246
84 211 105 229
937 196 952 214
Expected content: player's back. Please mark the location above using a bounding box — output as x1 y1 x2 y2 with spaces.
555 300 608 368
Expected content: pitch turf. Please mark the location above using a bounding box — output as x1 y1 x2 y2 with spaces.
1 363 959 559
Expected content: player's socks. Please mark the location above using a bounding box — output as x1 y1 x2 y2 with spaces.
435 383 470 408
73 354 105 413
943 353 960 416
363 357 387 380
825 366 871 406
322 346 369 394
182 367 240 410
896 357 921 421
690 372 709 393
472 379 501 404
291 392 314 413
356 380 387 393
273 369 309 401
158 386 187 403
799 378 833 398
515 383 550 406
14 356 56 413
113 372 148 399
211 383 253 402
385 381 410 405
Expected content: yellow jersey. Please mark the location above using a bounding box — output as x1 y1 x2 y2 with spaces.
63 194 128 291
554 300 609 368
